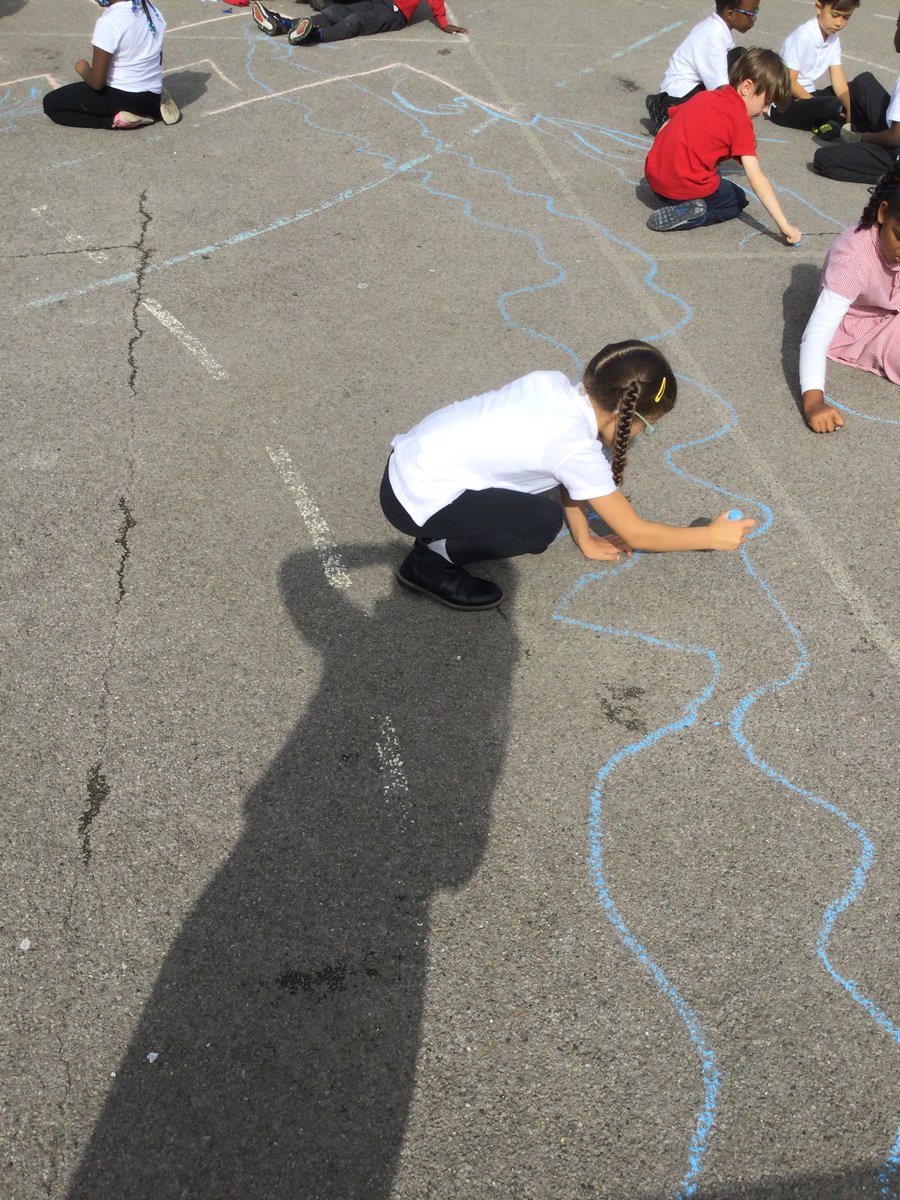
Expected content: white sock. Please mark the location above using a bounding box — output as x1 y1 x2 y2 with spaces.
427 538 452 562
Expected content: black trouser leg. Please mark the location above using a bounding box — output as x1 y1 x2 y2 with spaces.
43 81 160 128
848 71 891 133
770 88 843 130
813 141 897 183
316 0 407 41
380 465 564 566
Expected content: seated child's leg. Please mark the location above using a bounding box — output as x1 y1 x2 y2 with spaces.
422 490 564 566
813 141 898 184
770 91 844 131
847 72 891 133
316 0 406 41
42 81 156 129
699 177 749 225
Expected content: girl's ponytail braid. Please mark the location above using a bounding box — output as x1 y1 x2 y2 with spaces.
611 380 640 488
858 161 900 230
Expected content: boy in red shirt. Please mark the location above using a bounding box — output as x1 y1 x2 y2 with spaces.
644 47 803 243
251 0 467 45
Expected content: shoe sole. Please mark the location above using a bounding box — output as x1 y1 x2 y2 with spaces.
288 18 312 43
647 199 706 232
159 92 180 125
252 3 281 33
396 570 503 611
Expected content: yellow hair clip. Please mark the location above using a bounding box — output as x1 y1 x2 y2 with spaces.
653 378 666 404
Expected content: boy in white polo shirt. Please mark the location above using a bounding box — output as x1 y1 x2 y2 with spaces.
769 0 859 135
814 11 900 181
645 0 760 137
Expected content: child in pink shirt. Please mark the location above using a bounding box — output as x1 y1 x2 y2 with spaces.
800 162 900 431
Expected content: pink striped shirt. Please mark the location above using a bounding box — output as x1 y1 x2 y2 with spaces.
822 222 900 384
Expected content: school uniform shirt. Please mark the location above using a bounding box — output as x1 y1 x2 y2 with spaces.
393 0 449 28
644 85 756 201
93 1 166 94
779 17 841 91
887 74 900 125
799 223 900 389
660 13 734 98
388 371 616 527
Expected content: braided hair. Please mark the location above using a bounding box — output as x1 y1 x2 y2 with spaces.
858 161 900 230
582 340 677 488
133 0 159 33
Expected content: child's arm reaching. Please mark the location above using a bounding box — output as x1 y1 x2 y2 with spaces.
741 156 803 244
829 64 851 123
561 488 632 561
563 489 754 557
799 287 851 432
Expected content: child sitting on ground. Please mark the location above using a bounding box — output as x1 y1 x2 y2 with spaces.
799 163 900 432
769 0 858 136
645 0 759 137
43 0 178 130
250 0 467 46
644 47 802 242
380 342 754 612
814 12 900 183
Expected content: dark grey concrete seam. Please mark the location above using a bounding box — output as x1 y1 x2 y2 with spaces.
78 190 152 869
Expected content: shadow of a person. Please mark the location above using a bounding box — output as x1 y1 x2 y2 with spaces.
160 69 211 109
781 260 822 418
67 541 519 1200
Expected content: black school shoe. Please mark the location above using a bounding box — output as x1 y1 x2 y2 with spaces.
397 542 503 611
645 93 669 137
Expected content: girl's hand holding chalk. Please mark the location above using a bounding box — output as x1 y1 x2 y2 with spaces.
708 510 754 550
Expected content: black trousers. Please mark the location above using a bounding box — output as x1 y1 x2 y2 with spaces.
380 462 564 566
43 81 161 128
313 0 407 42
813 72 900 183
770 86 843 130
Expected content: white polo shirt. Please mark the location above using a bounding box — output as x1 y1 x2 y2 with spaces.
93 1 166 94
660 13 734 98
389 370 616 526
779 17 841 91
887 74 900 124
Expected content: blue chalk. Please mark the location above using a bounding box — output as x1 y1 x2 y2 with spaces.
727 509 743 520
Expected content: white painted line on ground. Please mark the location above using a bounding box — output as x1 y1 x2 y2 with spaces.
163 58 242 91
207 61 516 118
30 205 108 263
266 446 352 590
141 299 229 379
376 716 409 797
0 71 60 87
168 12 246 32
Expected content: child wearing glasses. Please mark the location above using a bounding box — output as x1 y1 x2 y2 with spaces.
799 163 900 432
769 0 859 136
379 342 754 612
645 0 760 138
644 48 802 241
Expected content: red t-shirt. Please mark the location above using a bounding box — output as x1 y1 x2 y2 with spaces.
645 86 756 200
394 0 448 27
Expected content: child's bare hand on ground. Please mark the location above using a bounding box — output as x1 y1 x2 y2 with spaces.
444 23 468 33
803 390 845 432
783 225 804 245
581 533 633 561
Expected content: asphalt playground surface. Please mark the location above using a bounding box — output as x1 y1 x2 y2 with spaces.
2 0 899 1196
